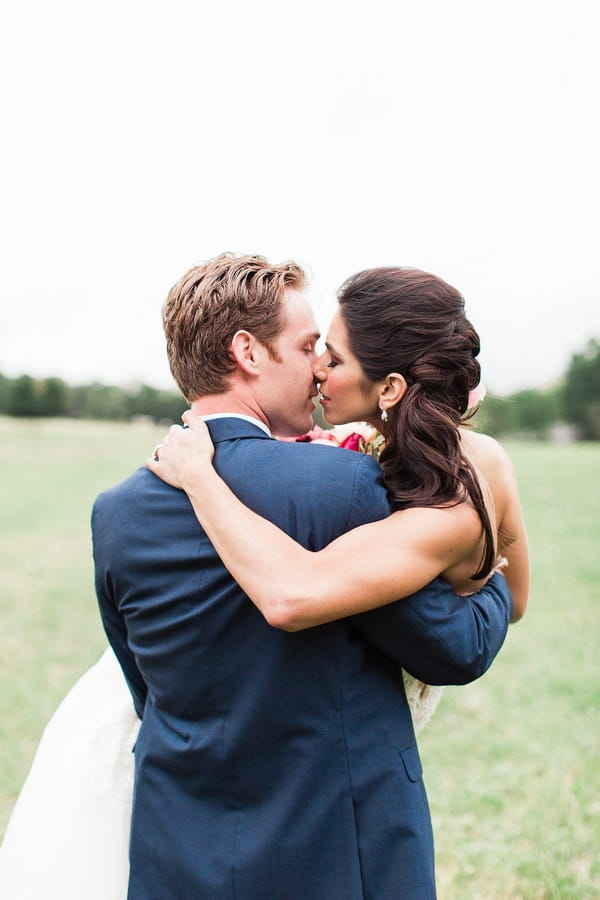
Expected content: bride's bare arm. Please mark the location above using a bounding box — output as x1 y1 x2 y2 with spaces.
147 413 484 631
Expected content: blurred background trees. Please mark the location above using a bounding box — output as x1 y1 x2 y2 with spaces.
475 338 600 440
0 375 187 424
561 339 600 439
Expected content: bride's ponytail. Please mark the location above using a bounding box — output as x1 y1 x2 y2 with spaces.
338 267 495 580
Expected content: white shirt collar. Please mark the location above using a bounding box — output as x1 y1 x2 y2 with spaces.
200 412 272 437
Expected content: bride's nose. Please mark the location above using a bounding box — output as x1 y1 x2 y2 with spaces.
312 353 328 385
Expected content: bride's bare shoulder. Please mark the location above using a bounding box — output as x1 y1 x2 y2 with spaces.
459 428 521 537
459 428 515 474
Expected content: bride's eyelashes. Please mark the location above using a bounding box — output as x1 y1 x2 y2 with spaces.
326 357 339 368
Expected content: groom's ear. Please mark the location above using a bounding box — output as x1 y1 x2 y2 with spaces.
378 372 408 412
230 330 261 376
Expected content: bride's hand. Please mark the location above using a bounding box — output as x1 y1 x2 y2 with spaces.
146 410 215 489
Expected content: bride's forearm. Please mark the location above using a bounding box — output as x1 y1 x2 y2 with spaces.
147 417 354 629
182 467 329 630
181 467 456 631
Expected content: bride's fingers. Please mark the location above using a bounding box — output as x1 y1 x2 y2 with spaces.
179 411 215 456
146 438 183 486
146 412 216 481
181 410 208 433
146 454 161 473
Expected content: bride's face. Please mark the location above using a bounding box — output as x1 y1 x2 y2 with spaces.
317 310 382 428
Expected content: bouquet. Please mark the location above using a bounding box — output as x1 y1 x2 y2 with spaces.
294 422 385 456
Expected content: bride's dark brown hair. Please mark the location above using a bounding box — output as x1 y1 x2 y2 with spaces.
338 266 495 580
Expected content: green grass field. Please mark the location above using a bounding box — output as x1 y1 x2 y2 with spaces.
1 417 598 898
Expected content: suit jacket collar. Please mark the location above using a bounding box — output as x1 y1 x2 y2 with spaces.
205 416 275 445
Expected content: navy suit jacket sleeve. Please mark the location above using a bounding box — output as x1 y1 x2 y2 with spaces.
345 455 513 685
352 574 512 685
92 501 147 718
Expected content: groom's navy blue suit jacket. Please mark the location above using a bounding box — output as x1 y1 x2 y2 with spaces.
93 417 512 900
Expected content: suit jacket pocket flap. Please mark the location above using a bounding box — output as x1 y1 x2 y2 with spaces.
398 744 423 782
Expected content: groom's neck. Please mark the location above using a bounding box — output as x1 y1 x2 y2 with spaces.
190 392 269 430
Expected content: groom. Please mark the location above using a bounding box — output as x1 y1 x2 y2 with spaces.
93 253 513 900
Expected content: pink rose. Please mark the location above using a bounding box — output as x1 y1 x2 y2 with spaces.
467 384 487 409
339 432 363 452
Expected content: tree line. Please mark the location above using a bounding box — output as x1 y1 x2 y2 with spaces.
472 339 600 440
2 339 599 439
0 375 187 425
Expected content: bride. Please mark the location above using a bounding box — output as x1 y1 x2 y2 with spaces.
0 265 528 899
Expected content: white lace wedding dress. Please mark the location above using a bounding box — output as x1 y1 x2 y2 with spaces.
0 650 440 899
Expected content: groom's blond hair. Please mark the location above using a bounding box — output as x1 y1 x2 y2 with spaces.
163 252 306 400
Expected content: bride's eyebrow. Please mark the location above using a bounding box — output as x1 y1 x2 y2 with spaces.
325 341 341 356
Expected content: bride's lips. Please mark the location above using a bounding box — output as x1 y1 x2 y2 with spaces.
319 392 331 405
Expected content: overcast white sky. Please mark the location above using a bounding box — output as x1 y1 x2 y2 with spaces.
2 0 599 396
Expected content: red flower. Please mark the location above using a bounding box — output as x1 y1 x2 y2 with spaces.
339 432 363 452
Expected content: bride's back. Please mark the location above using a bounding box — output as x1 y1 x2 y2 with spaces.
459 428 529 619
